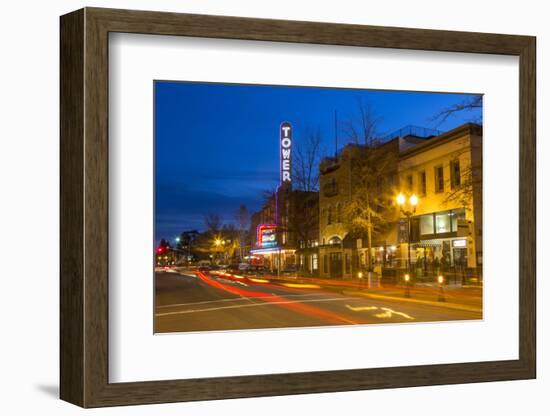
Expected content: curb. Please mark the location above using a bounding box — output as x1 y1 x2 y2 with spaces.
343 290 483 314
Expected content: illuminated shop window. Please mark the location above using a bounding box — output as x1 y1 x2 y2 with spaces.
312 254 318 271
420 214 434 235
435 212 451 234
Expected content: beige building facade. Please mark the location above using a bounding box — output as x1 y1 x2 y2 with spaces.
316 123 482 283
318 140 401 279
397 123 482 281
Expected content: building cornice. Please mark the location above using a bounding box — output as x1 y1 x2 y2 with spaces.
399 123 482 160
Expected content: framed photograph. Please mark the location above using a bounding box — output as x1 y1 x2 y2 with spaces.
60 7 536 407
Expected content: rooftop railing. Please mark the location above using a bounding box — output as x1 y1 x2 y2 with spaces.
382 125 442 141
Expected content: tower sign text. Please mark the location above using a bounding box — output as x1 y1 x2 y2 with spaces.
280 121 292 183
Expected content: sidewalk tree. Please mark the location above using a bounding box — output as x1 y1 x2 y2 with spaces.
283 191 319 251
341 99 396 272
294 128 323 192
204 213 222 234
432 95 482 126
235 204 250 260
441 147 482 211
221 223 240 261
342 98 381 146
432 96 483 211
176 230 199 261
343 145 397 272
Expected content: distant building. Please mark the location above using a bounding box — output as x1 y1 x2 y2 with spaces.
249 183 320 275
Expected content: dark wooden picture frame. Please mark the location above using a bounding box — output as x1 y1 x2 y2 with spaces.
60 7 536 408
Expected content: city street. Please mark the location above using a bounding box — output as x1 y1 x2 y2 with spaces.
155 269 482 333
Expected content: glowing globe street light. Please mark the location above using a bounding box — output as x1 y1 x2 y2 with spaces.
396 193 406 206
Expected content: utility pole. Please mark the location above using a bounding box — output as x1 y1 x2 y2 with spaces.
334 110 338 157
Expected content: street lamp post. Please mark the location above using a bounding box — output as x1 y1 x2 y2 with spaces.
214 238 222 264
396 193 419 276
403 273 411 298
174 236 180 264
437 274 446 302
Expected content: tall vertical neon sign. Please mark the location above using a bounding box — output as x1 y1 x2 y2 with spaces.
280 121 292 185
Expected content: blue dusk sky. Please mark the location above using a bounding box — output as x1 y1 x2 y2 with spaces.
155 81 482 243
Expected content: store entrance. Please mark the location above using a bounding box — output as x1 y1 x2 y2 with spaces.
329 252 343 278
452 246 468 285
453 247 467 267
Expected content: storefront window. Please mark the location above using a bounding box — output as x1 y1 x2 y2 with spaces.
435 212 451 234
420 214 434 235
312 254 318 271
451 209 466 231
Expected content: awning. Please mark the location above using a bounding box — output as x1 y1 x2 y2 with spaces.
249 247 296 255
414 239 442 248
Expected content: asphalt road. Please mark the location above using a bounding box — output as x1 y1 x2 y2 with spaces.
155 269 482 333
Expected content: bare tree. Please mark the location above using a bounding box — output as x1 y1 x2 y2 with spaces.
433 96 483 209
340 99 395 272
293 128 323 192
342 145 397 272
203 213 221 234
235 204 250 259
342 98 382 145
442 145 482 211
281 191 319 251
432 95 482 126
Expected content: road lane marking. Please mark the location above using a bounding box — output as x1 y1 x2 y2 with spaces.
345 305 414 320
194 271 359 325
343 290 482 313
157 297 256 309
156 297 357 317
375 307 414 320
346 305 378 312
216 277 249 286
157 293 334 309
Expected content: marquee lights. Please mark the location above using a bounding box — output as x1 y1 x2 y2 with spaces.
257 224 277 249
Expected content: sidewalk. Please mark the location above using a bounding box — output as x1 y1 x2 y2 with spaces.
342 285 482 313
250 272 483 313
